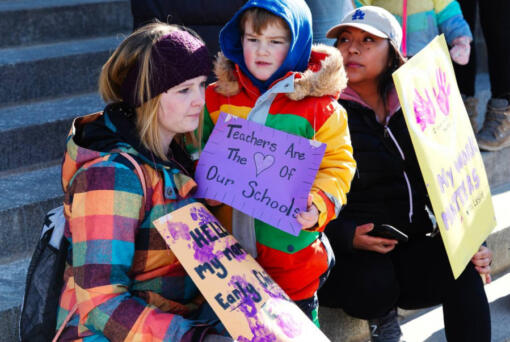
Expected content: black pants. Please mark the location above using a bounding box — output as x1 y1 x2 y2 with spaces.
454 0 510 98
319 235 491 341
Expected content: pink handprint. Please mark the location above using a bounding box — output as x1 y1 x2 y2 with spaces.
413 88 436 131
433 68 451 116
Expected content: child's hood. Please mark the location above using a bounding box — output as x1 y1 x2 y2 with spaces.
219 0 312 91
213 44 347 101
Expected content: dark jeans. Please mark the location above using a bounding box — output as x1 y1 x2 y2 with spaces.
454 0 510 98
319 235 491 342
295 295 319 322
304 0 352 45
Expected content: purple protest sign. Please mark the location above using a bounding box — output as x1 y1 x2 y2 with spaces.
195 112 326 236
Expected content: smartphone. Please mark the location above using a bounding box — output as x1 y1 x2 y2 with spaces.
367 223 408 242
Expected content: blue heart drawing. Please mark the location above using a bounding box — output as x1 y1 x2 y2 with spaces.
254 153 275 176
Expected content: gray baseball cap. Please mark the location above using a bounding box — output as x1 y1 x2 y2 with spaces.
326 6 402 49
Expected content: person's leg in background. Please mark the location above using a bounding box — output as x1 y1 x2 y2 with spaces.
476 0 510 151
129 0 246 58
304 0 354 45
453 0 479 132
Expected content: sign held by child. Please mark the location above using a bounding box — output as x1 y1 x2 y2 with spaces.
195 112 326 236
153 202 330 341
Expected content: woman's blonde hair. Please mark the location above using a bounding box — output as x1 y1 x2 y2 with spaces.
99 22 203 160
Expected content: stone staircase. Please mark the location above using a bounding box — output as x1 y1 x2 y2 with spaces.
0 2 509 342
0 0 131 340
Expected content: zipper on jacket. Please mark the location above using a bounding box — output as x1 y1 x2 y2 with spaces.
384 121 414 223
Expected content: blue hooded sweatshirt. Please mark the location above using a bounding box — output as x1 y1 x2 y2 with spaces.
219 0 313 93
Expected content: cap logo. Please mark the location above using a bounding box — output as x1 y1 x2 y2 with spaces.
351 9 365 20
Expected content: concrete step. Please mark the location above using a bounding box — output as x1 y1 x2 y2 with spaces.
0 256 30 342
0 34 125 106
0 0 130 48
0 165 62 259
487 183 510 276
0 93 104 172
483 148 510 190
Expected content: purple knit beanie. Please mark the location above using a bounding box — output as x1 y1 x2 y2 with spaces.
120 29 212 107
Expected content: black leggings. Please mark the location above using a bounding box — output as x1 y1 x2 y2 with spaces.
454 0 510 98
319 235 491 342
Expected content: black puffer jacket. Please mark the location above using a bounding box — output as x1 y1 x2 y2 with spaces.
325 98 435 253
131 0 247 57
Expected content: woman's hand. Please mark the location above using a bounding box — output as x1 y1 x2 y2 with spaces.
353 223 398 254
297 195 319 230
471 245 493 284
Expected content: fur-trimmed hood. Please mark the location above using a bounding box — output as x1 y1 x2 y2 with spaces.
212 44 347 101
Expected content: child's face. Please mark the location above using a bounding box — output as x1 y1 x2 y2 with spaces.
336 27 390 88
242 18 290 82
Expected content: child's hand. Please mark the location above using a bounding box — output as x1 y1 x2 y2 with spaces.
297 195 319 230
450 36 471 65
205 198 222 207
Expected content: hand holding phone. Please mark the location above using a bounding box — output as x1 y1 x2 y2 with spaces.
367 223 408 242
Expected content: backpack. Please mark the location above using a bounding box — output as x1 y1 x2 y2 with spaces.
19 152 147 342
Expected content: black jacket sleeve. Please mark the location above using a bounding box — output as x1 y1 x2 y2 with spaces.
324 217 358 254
130 0 247 62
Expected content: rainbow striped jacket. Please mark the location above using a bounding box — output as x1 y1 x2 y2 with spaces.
55 108 219 341
355 0 472 56
203 45 356 300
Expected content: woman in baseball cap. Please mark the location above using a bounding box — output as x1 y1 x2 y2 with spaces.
320 6 492 342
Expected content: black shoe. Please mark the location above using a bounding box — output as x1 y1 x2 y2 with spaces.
368 308 403 342
477 97 510 151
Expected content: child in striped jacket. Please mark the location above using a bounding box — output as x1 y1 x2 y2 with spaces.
202 0 356 326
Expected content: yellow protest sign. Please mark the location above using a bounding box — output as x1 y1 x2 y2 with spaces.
392 35 496 279
153 202 329 341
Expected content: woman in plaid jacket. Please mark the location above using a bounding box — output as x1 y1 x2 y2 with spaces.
55 23 231 342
